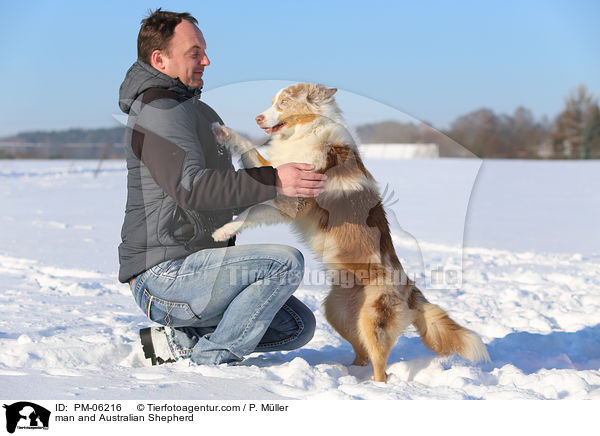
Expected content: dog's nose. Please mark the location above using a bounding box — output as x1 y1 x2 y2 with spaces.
255 114 265 124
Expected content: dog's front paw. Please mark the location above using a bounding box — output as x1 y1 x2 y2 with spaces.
211 123 254 155
211 122 234 145
212 222 241 242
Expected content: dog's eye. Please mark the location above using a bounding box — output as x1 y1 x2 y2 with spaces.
280 99 288 105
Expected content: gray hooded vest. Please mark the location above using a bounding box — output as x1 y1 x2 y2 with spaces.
117 61 277 283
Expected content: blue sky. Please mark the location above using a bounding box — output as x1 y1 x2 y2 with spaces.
1 0 599 137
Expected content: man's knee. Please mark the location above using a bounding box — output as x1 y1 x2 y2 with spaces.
266 244 304 285
285 245 304 272
284 246 304 286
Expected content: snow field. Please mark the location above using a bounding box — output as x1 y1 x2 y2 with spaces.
0 159 598 400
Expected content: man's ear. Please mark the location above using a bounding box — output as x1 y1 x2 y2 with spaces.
150 50 165 71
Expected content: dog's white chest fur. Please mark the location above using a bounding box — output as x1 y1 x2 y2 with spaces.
269 135 328 169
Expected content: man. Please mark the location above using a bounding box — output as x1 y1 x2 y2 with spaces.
118 9 326 366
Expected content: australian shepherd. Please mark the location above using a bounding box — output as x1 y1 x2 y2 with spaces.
211 83 489 382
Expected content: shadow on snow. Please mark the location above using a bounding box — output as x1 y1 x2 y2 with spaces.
243 324 600 377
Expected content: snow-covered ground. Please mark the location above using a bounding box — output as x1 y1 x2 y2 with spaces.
0 158 599 400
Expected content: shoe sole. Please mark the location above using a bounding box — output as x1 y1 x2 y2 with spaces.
140 327 158 365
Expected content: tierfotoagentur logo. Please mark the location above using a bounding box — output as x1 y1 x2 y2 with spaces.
2 402 50 434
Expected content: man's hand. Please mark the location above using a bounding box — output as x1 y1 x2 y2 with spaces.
275 163 327 197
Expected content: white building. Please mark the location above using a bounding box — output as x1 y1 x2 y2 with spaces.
358 143 439 159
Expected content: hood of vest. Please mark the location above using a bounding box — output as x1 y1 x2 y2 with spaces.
118 60 202 114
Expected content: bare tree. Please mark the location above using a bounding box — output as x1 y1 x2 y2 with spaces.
553 84 597 158
581 103 600 159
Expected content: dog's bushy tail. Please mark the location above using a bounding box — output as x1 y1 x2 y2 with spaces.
408 287 490 362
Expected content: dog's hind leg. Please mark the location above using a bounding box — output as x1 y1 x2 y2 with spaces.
324 284 369 366
358 286 414 382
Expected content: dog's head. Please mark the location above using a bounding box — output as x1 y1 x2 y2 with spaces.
256 83 339 138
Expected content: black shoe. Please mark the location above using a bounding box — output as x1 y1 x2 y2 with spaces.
140 327 176 366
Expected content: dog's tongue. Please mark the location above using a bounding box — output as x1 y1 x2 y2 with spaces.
264 123 285 135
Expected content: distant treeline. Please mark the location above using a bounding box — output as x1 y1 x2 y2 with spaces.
445 84 600 159
3 127 126 144
356 84 600 159
1 84 598 159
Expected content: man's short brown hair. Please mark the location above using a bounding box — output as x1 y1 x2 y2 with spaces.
137 8 198 64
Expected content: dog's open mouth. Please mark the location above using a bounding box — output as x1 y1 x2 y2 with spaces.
263 122 286 134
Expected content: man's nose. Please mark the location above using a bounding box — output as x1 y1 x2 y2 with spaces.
255 114 265 124
202 54 210 66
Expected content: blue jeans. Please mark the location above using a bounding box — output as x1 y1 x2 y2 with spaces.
129 244 316 365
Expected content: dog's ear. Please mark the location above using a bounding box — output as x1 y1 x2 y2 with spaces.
317 84 337 100
324 87 337 99
308 84 337 104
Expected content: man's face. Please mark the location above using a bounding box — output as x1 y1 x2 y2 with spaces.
158 20 210 88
